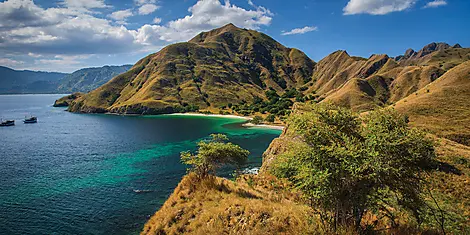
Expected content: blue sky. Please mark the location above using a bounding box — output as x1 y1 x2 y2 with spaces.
0 0 468 73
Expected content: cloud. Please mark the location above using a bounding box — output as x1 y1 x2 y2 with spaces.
343 0 417 15
281 26 318 35
134 0 156 6
0 58 24 66
0 0 273 72
153 17 162 24
424 0 447 8
138 3 159 15
109 9 134 21
61 0 108 11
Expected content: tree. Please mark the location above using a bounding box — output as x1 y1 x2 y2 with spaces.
181 134 250 178
271 103 436 231
250 116 263 124
265 114 275 123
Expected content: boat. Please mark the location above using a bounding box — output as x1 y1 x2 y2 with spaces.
0 120 15 126
24 116 37 124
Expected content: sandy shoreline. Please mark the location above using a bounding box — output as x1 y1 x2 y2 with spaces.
164 113 285 130
163 112 250 120
241 122 285 130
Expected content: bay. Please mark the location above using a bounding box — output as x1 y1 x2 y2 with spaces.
0 94 281 235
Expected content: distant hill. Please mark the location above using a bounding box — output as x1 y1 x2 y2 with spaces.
0 66 66 94
0 65 132 94
57 65 132 93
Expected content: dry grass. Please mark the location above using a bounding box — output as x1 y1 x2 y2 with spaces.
141 173 317 235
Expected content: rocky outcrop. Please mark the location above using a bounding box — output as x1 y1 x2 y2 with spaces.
53 93 83 107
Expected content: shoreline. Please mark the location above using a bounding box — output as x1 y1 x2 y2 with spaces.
163 112 250 120
241 122 285 130
164 113 285 130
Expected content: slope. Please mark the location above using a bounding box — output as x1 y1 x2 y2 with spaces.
68 23 315 114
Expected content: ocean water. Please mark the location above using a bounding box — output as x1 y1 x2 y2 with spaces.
0 94 281 235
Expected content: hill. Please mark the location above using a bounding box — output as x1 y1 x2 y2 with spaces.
0 65 132 94
57 65 132 93
68 24 469 120
68 23 315 114
0 66 66 94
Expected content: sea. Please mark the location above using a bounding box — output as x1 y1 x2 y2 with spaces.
0 94 281 235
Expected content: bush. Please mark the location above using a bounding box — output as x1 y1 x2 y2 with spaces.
250 116 263 124
181 134 250 178
271 104 436 231
265 114 275 123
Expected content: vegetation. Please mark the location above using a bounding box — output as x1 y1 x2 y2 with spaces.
271 103 437 232
181 134 250 178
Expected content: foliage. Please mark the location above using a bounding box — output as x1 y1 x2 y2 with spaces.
265 114 275 123
250 116 263 125
181 134 250 178
232 89 295 118
271 103 437 231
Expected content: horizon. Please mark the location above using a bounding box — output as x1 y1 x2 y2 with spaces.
0 0 469 73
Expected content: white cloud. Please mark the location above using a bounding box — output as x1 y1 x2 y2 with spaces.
109 9 133 21
281 26 318 36
134 0 156 6
0 0 273 72
424 0 447 8
343 0 417 15
0 58 24 66
61 0 108 11
138 3 159 15
28 52 42 58
153 17 162 24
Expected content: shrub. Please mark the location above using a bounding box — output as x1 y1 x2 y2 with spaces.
250 116 263 125
271 104 436 231
265 114 275 123
181 134 250 178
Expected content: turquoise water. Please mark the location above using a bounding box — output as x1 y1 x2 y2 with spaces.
0 94 281 235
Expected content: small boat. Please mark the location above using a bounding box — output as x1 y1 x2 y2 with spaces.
0 120 15 126
24 116 37 124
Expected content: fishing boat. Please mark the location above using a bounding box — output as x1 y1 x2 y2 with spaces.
0 119 15 126
24 116 37 124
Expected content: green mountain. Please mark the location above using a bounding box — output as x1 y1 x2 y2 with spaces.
0 65 132 94
0 66 66 94
57 65 132 93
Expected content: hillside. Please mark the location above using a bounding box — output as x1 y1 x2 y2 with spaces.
0 65 131 94
68 23 315 114
57 65 132 93
142 104 470 234
394 61 470 145
0 66 66 94
68 24 469 121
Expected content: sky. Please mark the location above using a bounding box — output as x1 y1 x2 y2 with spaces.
0 0 469 73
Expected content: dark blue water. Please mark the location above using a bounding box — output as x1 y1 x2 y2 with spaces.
0 94 281 235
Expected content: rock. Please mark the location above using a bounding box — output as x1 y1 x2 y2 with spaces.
53 92 83 107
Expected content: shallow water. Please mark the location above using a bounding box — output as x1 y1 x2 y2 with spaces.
0 94 281 235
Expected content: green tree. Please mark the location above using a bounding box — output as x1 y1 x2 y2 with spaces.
250 116 263 124
265 114 275 123
181 134 250 178
271 103 436 231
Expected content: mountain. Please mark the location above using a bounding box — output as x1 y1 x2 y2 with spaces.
68 23 315 114
69 24 469 120
0 66 66 94
57 65 132 93
0 65 132 94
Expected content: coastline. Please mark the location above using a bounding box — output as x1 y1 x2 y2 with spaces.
164 113 285 130
163 112 250 120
